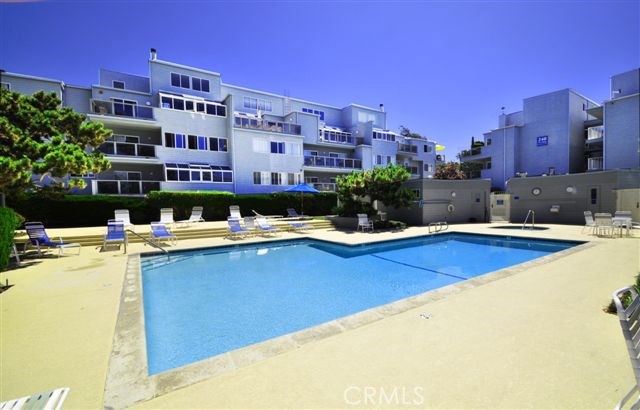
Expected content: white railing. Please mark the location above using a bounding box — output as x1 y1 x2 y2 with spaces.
587 126 604 140
304 156 362 169
91 99 154 120
311 183 336 192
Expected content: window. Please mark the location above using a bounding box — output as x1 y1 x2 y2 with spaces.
208 137 228 152
112 80 125 89
424 164 434 172
188 135 208 150
302 107 325 121
164 133 186 149
112 98 136 116
424 145 432 153
487 138 492 145
0 82 10 91
536 136 549 146
376 155 382 165
160 93 226 117
191 77 210 92
486 161 491 169
386 156 391 164
590 188 598 205
373 131 396 141
171 73 180 87
243 96 272 112
271 172 282 185
412 189 421 199
270 141 285 154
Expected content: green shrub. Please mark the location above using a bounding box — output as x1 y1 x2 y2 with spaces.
9 191 338 228
0 207 18 270
8 194 150 227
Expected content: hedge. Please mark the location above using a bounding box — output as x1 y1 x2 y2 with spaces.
0 207 19 270
9 191 337 228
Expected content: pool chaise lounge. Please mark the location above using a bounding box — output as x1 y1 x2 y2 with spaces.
227 217 250 239
255 217 279 235
0 387 70 410
177 206 205 227
288 221 310 232
24 222 81 256
103 219 128 253
150 222 177 246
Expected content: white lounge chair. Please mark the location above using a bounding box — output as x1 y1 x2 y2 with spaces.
177 206 205 226
227 217 249 239
229 205 242 219
159 208 175 227
114 209 135 231
357 214 374 232
243 217 259 236
582 211 596 234
0 387 70 410
256 216 279 235
612 286 640 410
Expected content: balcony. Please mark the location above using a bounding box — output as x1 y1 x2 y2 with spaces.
234 116 301 135
304 155 362 170
398 143 418 154
587 157 603 171
97 141 157 158
93 179 160 195
91 99 154 120
459 147 482 157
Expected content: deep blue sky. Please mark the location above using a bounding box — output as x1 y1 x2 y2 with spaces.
1 0 638 158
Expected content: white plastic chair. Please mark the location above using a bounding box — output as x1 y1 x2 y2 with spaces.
177 206 205 227
612 286 640 409
582 211 596 234
357 214 374 232
229 205 242 219
159 208 175 227
594 213 614 237
114 209 134 231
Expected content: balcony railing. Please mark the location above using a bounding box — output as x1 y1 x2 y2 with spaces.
398 143 418 154
234 116 301 135
587 126 604 141
460 147 482 157
94 180 160 195
587 157 603 171
91 99 154 120
304 155 362 169
311 182 336 192
97 141 157 158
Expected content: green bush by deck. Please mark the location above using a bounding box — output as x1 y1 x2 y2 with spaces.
9 191 337 228
0 208 19 270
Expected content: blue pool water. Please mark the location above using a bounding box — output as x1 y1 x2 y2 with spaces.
141 233 579 374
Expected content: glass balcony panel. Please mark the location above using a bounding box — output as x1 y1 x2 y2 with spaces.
142 182 161 193
115 143 136 156
97 181 119 194
120 181 141 195
137 144 156 157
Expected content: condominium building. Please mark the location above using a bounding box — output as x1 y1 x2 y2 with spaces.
460 68 640 190
1 49 438 195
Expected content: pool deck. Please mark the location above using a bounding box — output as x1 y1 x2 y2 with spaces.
1 222 638 409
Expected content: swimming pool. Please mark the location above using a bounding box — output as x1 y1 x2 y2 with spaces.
141 233 579 375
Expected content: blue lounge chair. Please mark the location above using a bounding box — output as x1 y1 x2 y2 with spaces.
150 222 177 246
227 217 249 239
103 219 128 253
256 217 279 235
286 208 309 219
288 221 310 232
24 222 81 256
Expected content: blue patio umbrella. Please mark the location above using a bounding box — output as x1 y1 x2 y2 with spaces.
284 183 320 215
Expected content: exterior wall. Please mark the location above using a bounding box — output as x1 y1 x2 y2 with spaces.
149 59 222 102
64 86 91 114
611 68 639 98
385 179 491 225
99 69 150 93
506 170 640 224
222 84 285 117
604 94 640 169
479 126 519 190
1 73 62 99
616 188 640 221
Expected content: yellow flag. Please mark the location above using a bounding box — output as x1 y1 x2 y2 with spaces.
436 144 446 151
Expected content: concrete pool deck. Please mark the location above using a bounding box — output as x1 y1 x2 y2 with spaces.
1 223 638 408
